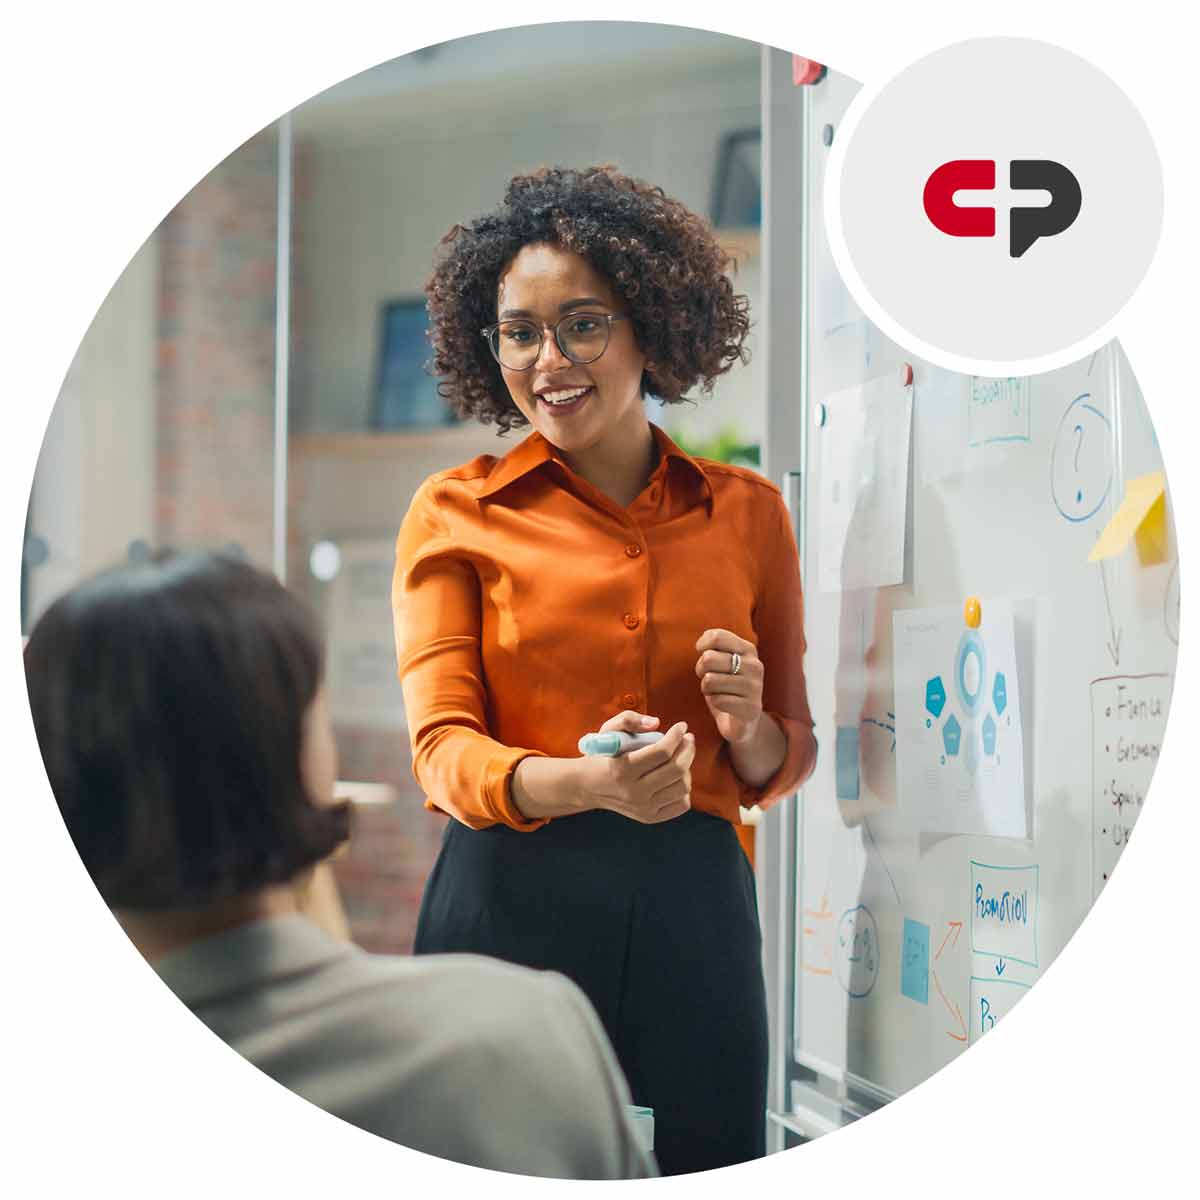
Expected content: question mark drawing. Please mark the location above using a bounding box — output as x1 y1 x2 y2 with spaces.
1073 423 1084 504
1051 394 1111 524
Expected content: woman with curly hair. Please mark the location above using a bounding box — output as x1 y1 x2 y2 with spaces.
393 164 816 1175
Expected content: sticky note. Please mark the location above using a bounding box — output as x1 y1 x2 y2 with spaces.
835 725 860 801
901 918 930 1005
1088 471 1168 565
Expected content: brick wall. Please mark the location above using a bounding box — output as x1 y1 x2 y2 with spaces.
156 129 279 563
153 128 441 954
330 729 445 955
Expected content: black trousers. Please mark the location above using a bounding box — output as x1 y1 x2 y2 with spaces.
413 808 768 1176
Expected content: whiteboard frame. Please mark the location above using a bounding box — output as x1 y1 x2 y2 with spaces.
757 49 895 1144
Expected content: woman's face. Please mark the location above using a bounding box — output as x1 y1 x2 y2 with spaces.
495 243 648 458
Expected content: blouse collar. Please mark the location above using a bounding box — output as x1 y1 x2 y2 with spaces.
477 422 714 512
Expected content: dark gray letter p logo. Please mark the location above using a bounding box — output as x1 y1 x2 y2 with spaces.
1009 160 1082 258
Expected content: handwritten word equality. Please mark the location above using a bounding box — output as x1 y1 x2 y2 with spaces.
975 884 1029 926
971 379 1022 412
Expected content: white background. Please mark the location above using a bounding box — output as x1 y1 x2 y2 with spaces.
3 3 1195 1196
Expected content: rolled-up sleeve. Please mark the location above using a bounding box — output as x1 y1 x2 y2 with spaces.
392 480 547 831
740 491 817 810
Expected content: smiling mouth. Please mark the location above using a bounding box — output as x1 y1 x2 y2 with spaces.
537 385 593 411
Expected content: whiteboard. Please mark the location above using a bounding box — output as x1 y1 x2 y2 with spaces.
792 70 1179 1102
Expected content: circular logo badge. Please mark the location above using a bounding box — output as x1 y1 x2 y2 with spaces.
826 38 1163 374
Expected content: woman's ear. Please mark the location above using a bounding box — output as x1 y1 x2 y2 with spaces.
300 686 339 807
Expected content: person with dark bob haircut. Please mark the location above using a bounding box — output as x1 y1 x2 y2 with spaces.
394 164 818 1175
24 551 656 1180
25 550 350 910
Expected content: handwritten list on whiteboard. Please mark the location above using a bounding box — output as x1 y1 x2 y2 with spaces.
1091 673 1172 896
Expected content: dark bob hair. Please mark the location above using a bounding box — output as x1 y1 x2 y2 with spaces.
425 163 751 433
24 551 350 911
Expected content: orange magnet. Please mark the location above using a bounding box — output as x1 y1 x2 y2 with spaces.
964 596 982 629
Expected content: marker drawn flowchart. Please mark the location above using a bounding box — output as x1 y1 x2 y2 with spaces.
899 913 968 1042
970 861 1039 967
968 977 1032 1044
965 862 1039 1042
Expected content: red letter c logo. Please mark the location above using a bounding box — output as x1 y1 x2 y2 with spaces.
923 160 996 237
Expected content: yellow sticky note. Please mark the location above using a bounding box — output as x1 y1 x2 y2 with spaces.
1088 471 1168 565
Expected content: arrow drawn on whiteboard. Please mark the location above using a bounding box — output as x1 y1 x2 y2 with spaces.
932 968 968 1042
1097 555 1122 666
995 957 1007 976
934 921 963 960
802 873 834 977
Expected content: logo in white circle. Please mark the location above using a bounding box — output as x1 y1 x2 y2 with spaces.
826 38 1163 374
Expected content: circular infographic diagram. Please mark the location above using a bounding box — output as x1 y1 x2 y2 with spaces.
1050 393 1112 522
955 628 988 714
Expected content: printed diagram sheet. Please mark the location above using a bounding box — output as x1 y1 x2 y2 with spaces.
818 375 913 593
893 598 1027 838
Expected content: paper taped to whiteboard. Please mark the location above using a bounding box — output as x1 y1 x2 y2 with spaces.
892 598 1027 838
818 374 913 593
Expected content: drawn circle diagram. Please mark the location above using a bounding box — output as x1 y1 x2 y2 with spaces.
836 905 879 998
1051 394 1112 522
1165 562 1180 646
955 630 987 715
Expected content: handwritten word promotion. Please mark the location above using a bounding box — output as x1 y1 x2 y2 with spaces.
974 885 1030 926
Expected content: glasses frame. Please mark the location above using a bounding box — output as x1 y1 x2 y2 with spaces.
480 312 629 371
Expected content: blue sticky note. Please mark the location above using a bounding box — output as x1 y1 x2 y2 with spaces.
901 918 930 1005
835 725 860 801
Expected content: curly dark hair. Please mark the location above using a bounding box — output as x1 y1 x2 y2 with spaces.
425 164 751 433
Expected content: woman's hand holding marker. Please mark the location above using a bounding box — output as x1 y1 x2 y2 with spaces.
694 628 764 745
578 710 694 824
578 729 665 756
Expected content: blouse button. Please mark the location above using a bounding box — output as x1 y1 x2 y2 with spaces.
621 692 639 708
625 544 642 558
623 613 640 630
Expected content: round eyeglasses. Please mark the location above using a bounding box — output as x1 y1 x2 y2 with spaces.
481 312 629 371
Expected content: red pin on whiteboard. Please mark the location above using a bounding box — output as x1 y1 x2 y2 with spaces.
792 57 827 86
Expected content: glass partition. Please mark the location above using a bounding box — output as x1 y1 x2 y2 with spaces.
24 130 282 632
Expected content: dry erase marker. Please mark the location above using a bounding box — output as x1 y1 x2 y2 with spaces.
578 731 665 756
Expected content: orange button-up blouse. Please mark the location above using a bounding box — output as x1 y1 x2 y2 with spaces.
392 423 816 832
